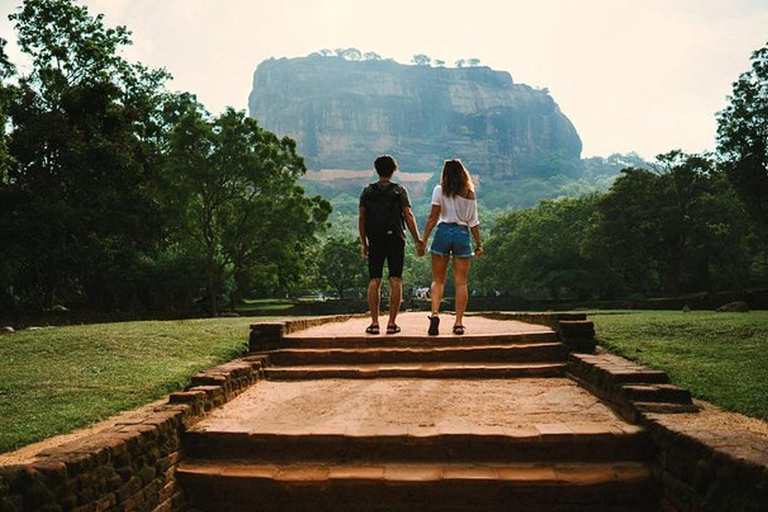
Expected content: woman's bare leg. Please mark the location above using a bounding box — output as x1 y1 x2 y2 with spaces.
430 254 450 316
452 256 472 327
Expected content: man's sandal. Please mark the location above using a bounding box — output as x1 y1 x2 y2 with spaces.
453 325 465 335
428 315 440 336
365 324 380 335
386 324 401 335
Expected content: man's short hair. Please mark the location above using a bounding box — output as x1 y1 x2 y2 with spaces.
374 155 398 177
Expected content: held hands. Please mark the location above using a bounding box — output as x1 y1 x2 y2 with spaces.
415 238 426 257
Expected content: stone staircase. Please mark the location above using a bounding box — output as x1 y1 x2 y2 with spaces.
177 314 658 511
259 330 568 380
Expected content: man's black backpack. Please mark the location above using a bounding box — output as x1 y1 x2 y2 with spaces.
363 182 405 240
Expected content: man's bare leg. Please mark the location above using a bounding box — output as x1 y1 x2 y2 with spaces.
388 277 402 327
367 278 382 326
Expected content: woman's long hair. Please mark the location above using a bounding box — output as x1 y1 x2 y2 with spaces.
440 159 474 197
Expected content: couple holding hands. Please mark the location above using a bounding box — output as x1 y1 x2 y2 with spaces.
358 155 482 337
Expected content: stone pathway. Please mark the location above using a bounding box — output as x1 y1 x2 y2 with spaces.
177 313 657 512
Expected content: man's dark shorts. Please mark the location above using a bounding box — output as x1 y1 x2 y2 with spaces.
368 236 405 280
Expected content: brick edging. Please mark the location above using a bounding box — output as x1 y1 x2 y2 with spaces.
478 311 597 353
0 355 268 512
567 351 697 423
567 349 768 512
249 313 369 351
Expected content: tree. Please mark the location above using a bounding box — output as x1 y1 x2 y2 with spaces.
318 48 332 57
411 54 432 66
343 48 361 61
467 58 481 67
434 59 445 67
363 51 382 61
165 103 330 313
317 237 365 299
455 59 466 68
2 0 170 309
0 37 15 180
717 40 768 233
583 152 752 296
476 195 600 299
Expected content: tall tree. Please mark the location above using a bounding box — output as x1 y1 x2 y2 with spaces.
166 104 330 313
3 0 170 309
411 54 432 66
717 40 768 233
317 237 365 300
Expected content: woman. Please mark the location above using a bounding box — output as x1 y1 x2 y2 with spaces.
421 159 483 335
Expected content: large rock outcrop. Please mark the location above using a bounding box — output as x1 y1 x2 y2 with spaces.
249 56 582 181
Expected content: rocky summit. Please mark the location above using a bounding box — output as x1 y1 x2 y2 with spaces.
249 56 582 182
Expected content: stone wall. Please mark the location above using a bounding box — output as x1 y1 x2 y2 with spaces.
478 311 597 353
0 358 267 512
567 350 768 512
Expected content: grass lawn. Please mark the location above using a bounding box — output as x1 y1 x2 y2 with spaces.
0 316 287 454
592 310 768 421
235 298 295 313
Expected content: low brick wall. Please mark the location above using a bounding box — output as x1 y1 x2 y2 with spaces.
0 357 267 512
478 311 597 353
568 350 768 512
249 313 368 350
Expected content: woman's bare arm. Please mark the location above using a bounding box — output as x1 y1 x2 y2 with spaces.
470 224 483 257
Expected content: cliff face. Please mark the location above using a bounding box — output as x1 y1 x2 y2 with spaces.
249 56 582 180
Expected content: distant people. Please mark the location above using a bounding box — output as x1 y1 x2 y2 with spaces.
421 159 483 335
359 155 424 334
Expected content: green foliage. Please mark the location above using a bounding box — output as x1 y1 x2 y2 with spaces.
316 236 366 299
1 0 328 313
2 0 170 310
476 194 600 299
717 40 768 233
584 152 751 296
163 102 330 313
593 311 768 421
478 152 760 299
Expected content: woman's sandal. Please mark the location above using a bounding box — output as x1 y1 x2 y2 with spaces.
428 315 440 336
386 324 401 335
365 324 380 335
453 325 465 336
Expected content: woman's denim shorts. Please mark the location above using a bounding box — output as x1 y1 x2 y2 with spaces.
430 222 473 258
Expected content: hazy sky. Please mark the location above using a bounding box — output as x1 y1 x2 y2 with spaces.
1 0 767 159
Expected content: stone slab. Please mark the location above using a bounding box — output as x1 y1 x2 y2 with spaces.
190 378 631 435
283 312 554 340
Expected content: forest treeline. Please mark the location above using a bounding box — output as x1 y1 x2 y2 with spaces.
0 0 330 314
474 42 768 300
1 0 767 313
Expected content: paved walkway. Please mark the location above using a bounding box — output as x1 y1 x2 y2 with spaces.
192 378 634 436
286 312 553 339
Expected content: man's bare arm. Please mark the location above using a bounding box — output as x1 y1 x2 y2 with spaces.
359 206 368 258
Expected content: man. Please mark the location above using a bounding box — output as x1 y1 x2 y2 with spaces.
359 155 423 334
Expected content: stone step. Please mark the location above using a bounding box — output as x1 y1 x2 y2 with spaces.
263 362 568 380
178 460 656 512
621 384 693 404
259 342 569 366
279 331 559 349
184 425 650 463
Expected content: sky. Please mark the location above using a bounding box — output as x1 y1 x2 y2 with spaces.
1 0 767 159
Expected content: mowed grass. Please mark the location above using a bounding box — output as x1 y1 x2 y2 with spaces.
592 310 768 421
0 316 287 454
